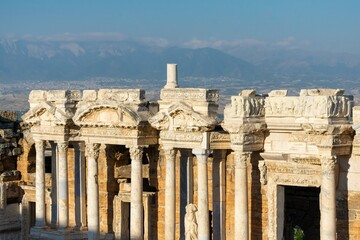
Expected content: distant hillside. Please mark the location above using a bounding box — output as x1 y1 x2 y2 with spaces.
0 39 263 81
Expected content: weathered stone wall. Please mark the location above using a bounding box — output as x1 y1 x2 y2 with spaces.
0 111 23 238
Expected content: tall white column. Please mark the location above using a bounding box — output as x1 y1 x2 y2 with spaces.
164 147 176 240
320 156 337 240
234 151 249 240
213 150 226 240
129 146 144 240
57 141 69 229
192 148 210 240
85 143 100 240
35 139 46 227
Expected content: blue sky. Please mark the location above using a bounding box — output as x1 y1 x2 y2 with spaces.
1 1 360 54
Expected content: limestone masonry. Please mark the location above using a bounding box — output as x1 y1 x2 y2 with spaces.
0 64 360 239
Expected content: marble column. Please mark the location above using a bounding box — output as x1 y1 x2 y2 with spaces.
50 142 58 226
164 147 176 240
213 150 226 240
57 141 69 229
85 143 101 240
320 156 337 240
35 139 46 227
234 151 249 240
192 148 210 240
129 146 144 240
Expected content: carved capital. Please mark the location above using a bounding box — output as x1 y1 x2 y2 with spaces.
320 156 337 175
234 152 249 169
85 143 101 159
57 141 68 152
163 147 176 161
258 160 268 185
129 146 144 162
34 139 45 153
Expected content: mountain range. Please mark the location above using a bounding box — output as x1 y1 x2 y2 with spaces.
1 38 360 88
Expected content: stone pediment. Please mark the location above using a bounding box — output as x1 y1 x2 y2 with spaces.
73 104 145 128
22 102 71 126
149 102 218 132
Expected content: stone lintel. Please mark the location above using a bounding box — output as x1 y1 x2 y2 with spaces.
160 88 219 103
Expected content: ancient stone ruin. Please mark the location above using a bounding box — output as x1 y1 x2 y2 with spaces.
0 64 359 239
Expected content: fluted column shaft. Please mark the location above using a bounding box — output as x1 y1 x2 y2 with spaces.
85 143 100 240
234 151 249 240
193 148 210 240
57 141 69 229
164 148 176 240
130 146 144 240
35 139 46 227
320 156 337 240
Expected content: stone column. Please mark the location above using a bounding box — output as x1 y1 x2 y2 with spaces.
129 146 144 240
234 151 249 240
57 141 69 229
320 156 337 240
35 139 46 227
213 150 226 240
192 148 210 240
50 142 58 226
164 147 176 240
85 143 101 240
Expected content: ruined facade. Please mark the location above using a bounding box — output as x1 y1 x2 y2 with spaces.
0 64 360 239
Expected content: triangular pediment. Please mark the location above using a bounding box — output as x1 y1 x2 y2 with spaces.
22 102 70 126
73 104 141 128
149 102 218 132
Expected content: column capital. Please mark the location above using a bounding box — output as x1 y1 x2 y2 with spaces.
192 148 211 156
129 146 144 162
34 139 45 152
163 147 176 159
234 151 250 169
57 141 68 152
85 143 101 159
320 155 337 175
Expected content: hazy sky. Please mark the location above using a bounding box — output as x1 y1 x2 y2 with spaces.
1 1 360 54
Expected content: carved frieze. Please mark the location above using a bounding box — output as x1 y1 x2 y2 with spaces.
265 94 350 118
224 90 265 118
159 131 203 143
160 88 219 102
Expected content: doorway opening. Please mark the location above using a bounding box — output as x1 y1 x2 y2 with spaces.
283 186 320 239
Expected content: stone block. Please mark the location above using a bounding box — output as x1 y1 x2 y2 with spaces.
0 111 18 122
